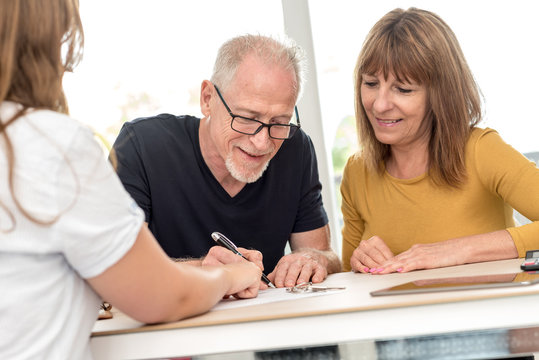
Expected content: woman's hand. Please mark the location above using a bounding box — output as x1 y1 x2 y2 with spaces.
373 230 517 274
222 262 262 299
375 242 460 274
350 236 395 273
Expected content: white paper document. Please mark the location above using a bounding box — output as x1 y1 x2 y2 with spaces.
212 286 346 311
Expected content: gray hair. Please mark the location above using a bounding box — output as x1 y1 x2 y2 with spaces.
210 34 307 101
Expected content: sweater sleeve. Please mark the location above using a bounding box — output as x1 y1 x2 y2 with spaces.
474 128 539 257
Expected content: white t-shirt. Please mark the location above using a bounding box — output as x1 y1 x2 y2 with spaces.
0 102 144 359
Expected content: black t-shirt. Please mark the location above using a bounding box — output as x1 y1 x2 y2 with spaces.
112 114 328 272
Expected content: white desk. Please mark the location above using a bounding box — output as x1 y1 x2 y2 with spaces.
91 259 539 359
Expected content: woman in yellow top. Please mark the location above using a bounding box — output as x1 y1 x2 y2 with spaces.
341 7 539 274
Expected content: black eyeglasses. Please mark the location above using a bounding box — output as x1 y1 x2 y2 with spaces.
213 84 300 140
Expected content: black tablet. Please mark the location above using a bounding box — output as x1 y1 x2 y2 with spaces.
370 272 539 296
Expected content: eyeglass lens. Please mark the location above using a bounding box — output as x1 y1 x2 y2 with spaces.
232 118 296 139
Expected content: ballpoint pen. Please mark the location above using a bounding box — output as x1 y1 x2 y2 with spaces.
211 231 276 288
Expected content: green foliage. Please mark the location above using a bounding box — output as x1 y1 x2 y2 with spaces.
332 115 359 175
331 115 360 211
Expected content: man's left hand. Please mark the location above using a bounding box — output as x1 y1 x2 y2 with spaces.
267 251 328 288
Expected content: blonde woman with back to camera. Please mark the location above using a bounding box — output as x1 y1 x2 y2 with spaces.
0 1 261 358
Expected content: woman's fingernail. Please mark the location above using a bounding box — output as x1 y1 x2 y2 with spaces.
369 268 376 273
397 267 403 272
364 267 369 272
376 268 384 273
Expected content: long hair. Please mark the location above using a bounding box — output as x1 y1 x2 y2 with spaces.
210 34 307 101
0 0 83 229
354 7 482 187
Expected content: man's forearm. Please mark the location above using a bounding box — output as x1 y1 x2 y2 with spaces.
172 257 203 266
293 248 342 274
315 249 342 274
323 250 343 274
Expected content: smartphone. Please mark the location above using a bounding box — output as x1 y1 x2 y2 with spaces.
521 250 539 271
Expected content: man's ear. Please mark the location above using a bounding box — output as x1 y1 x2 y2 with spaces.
200 80 213 117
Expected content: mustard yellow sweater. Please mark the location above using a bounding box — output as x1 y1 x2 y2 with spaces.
341 128 539 271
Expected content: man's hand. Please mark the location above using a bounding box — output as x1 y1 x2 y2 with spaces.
267 250 328 288
350 236 395 273
272 225 340 287
202 245 263 267
201 246 268 289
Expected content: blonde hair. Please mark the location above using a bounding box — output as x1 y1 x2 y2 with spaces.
354 7 482 187
0 0 83 229
210 34 306 101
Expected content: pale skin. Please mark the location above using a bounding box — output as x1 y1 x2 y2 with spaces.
350 72 518 274
269 225 341 288
88 224 261 324
196 225 341 289
198 225 341 290
195 54 341 287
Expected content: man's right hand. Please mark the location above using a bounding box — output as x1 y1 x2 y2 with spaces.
202 246 267 289
203 246 264 267
202 245 264 268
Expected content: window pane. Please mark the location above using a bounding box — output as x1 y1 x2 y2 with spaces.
63 0 285 149
309 0 539 223
311 0 539 154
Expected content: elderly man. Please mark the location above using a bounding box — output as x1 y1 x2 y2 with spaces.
111 34 341 287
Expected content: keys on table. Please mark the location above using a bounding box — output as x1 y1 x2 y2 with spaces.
286 282 346 293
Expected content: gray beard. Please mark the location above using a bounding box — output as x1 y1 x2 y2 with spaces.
225 154 271 183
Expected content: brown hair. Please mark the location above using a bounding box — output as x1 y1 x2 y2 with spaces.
0 0 83 229
354 7 482 187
